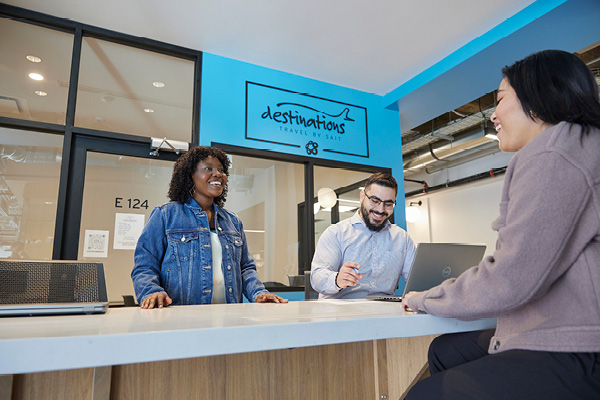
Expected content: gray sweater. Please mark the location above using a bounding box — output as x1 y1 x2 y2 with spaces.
406 122 600 354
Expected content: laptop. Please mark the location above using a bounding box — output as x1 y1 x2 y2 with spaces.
365 243 486 302
0 260 109 316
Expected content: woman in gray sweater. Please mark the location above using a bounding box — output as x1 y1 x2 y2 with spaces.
403 50 600 399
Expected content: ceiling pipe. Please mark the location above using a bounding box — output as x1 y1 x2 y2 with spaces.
424 144 501 175
403 125 496 171
405 166 507 198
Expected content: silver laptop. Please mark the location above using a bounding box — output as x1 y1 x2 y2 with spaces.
0 260 109 316
366 243 486 302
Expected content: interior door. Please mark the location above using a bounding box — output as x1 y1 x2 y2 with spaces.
60 134 179 303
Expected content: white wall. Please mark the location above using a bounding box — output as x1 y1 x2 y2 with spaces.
406 175 505 257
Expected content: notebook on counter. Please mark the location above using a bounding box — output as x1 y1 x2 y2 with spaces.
0 260 109 316
365 243 486 302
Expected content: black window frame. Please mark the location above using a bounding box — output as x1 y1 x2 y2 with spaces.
0 4 202 259
213 143 391 274
0 4 393 275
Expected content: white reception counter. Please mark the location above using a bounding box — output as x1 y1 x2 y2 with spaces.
2 299 494 374
1 300 496 400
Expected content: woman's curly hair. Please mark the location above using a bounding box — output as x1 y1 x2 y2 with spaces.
167 146 231 208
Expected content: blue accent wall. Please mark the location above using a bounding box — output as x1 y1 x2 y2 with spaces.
200 53 408 227
388 0 600 131
198 0 600 230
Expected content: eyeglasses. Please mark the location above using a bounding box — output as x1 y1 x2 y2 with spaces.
198 166 226 175
364 192 396 208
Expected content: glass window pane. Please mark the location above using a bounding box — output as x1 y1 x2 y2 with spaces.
313 166 373 243
227 155 304 285
0 18 73 124
78 153 173 302
76 37 194 141
338 187 363 221
0 127 63 259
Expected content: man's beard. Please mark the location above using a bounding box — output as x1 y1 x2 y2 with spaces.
360 204 389 232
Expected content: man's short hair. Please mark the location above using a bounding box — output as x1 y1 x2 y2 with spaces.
364 172 398 195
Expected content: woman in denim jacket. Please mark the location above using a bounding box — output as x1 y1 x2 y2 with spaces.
132 146 288 308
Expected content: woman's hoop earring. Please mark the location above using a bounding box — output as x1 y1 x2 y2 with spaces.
189 186 195 196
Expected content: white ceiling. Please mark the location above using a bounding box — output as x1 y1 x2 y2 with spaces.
3 0 536 96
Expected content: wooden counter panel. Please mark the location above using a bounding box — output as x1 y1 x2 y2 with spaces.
5 335 439 399
110 356 226 399
12 368 94 400
110 341 377 400
377 335 437 400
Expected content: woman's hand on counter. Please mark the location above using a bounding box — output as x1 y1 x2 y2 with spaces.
255 293 289 303
141 292 173 309
401 291 420 312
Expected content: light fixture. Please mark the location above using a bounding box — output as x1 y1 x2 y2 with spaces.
483 124 499 141
144 108 155 113
101 95 115 103
34 90 47 96
26 55 42 63
152 81 165 88
317 188 337 209
405 200 422 223
28 73 44 81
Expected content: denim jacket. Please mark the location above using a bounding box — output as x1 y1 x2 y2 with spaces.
132 197 268 304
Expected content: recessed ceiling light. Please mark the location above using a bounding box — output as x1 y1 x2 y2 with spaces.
101 95 115 103
94 116 105 122
144 108 154 113
152 81 165 88
29 73 44 81
34 90 48 96
26 55 42 63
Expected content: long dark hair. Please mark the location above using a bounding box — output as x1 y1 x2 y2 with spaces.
167 146 230 208
502 49 600 130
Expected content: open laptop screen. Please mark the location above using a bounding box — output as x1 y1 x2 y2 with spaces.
366 243 486 302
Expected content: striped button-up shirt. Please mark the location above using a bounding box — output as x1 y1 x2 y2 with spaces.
310 212 416 299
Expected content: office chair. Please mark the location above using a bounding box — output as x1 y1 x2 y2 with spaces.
304 271 319 300
0 259 107 304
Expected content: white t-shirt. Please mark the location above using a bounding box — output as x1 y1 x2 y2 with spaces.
210 230 227 304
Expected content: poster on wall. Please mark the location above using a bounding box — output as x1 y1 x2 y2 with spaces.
245 82 369 158
83 230 109 258
113 213 145 250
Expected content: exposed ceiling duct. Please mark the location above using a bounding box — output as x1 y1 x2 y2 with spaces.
402 107 497 173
